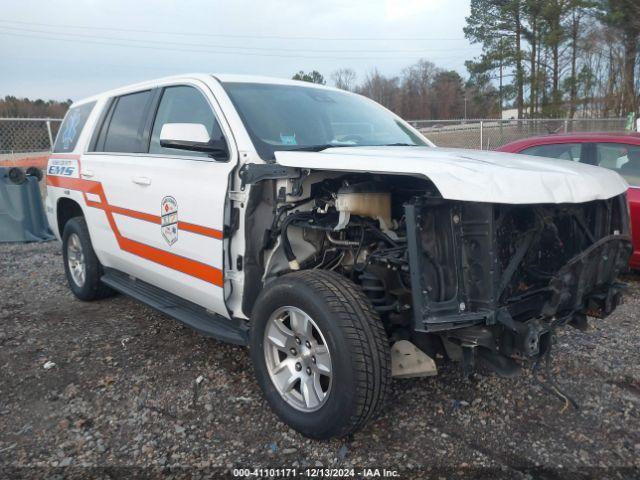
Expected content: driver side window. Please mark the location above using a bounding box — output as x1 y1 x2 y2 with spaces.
149 85 223 158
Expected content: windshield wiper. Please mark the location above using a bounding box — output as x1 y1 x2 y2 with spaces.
280 144 353 152
278 142 420 152
379 143 419 147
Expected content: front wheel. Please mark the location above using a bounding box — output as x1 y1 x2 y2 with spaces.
250 270 391 439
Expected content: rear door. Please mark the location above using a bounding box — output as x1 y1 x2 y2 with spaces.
83 80 236 316
81 89 157 275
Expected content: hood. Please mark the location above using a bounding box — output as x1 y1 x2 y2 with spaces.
275 146 628 205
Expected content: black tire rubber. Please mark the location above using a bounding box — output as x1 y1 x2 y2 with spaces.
8 167 26 185
26 166 43 182
250 270 391 439
62 216 115 301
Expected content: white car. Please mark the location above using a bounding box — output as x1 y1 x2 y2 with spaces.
46 74 632 439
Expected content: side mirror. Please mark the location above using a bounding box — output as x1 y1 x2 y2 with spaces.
159 123 228 160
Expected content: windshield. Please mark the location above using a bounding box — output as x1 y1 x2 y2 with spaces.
222 82 428 160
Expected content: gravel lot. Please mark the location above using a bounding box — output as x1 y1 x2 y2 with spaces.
1 240 639 479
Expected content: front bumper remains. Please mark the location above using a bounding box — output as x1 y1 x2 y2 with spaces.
405 195 633 360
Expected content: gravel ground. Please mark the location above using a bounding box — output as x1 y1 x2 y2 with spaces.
1 241 639 479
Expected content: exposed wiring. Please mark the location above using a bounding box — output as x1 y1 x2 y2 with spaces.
532 337 580 412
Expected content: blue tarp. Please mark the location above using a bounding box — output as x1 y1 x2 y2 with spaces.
0 167 54 243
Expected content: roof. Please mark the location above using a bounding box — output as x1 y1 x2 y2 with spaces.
212 74 341 91
531 132 640 139
72 73 341 107
497 131 640 152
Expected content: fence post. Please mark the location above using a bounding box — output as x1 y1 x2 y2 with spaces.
563 119 568 133
479 121 483 150
45 118 54 150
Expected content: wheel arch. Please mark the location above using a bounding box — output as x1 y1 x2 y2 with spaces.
57 197 85 237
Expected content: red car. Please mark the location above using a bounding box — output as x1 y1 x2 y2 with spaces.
497 133 640 270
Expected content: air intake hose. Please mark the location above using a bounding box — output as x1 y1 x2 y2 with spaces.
280 212 312 270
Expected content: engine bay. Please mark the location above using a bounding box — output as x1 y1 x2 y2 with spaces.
242 169 633 373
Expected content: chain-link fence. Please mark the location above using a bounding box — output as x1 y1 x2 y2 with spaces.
0 117 632 160
408 118 629 150
0 118 63 160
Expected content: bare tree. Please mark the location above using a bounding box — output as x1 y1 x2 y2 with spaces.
356 69 401 112
331 68 357 91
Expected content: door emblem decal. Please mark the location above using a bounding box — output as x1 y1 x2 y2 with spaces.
161 196 179 246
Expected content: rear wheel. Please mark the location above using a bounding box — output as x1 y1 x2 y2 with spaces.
62 216 115 301
250 270 391 439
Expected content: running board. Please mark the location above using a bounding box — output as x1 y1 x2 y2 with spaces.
101 268 249 345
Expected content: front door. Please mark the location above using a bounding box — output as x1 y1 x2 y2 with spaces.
82 81 235 316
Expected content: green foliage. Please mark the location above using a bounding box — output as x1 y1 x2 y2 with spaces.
465 0 640 117
465 0 525 115
292 70 326 85
596 0 640 33
0 96 71 118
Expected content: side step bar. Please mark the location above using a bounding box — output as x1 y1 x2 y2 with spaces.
101 268 249 345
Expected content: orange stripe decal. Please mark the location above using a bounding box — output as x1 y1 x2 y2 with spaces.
47 173 224 287
179 221 224 239
110 205 160 225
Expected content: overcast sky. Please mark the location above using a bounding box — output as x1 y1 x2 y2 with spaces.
0 0 481 101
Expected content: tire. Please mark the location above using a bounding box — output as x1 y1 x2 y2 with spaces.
250 270 391 439
62 216 115 301
8 167 26 185
26 166 43 182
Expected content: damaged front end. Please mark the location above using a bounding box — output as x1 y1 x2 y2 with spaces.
405 193 633 373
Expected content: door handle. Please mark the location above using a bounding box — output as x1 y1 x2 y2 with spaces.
132 176 152 186
81 170 94 178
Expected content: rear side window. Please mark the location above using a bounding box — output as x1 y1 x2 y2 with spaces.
53 102 96 153
520 143 582 161
149 86 222 158
595 142 640 187
99 90 153 153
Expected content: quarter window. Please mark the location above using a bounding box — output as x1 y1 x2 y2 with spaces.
53 101 95 153
100 90 153 153
149 86 222 158
520 143 582 162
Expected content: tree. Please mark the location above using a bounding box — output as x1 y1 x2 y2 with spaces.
597 0 640 113
356 69 401 112
522 0 543 116
538 0 575 117
464 0 526 118
464 0 639 119
292 70 326 85
430 71 465 119
400 60 439 119
351 60 499 120
465 73 501 118
0 96 71 118
331 68 357 91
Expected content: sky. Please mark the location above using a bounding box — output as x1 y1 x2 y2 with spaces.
0 0 482 101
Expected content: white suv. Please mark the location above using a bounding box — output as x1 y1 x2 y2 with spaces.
46 74 632 439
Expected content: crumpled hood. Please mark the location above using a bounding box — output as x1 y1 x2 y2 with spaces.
275 146 628 204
